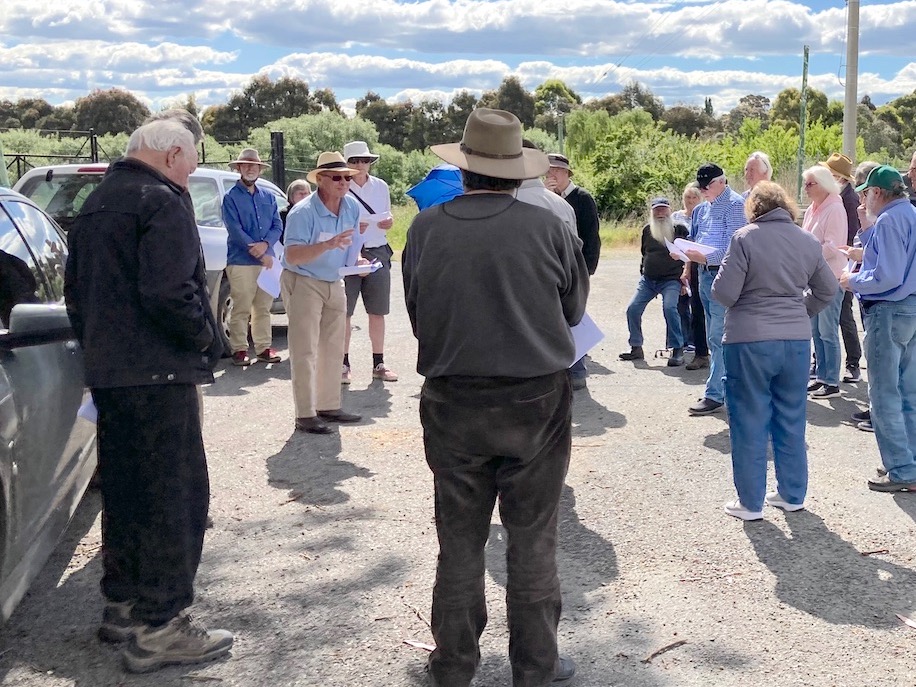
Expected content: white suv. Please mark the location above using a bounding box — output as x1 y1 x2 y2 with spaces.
14 164 289 351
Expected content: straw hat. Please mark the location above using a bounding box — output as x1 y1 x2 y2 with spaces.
819 153 854 182
228 148 269 169
306 152 359 185
430 108 548 180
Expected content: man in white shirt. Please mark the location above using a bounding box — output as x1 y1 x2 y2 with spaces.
342 141 398 383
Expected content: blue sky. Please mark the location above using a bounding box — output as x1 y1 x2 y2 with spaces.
1 0 914 115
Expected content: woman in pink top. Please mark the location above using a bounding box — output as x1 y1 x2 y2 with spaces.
802 165 848 397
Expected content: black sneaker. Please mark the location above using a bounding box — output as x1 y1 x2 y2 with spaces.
553 656 576 684
667 347 685 367
688 397 724 415
811 385 840 399
843 366 861 383
807 380 824 393
619 346 644 361
857 420 874 432
851 409 871 423
122 613 233 673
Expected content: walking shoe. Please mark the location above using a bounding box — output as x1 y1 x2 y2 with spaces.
317 409 362 423
806 380 823 393
857 419 874 433
341 364 352 384
842 366 861 383
256 348 281 363
851 409 871 422
765 491 805 512
98 600 143 643
372 363 398 381
867 474 916 492
685 344 696 352
686 355 709 370
876 467 887 477
810 384 840 399
122 613 233 673
619 346 644 361
553 656 576 684
723 499 763 521
570 376 587 391
667 347 685 367
295 416 333 434
231 351 250 366
688 397 723 416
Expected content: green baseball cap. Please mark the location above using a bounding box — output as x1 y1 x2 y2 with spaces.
855 164 905 193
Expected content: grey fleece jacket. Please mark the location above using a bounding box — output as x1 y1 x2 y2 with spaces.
711 207 839 344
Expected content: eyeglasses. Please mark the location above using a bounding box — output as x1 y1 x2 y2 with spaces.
320 174 352 182
349 158 373 164
803 180 818 189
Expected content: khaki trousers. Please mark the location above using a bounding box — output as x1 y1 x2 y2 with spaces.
225 264 273 353
281 271 345 418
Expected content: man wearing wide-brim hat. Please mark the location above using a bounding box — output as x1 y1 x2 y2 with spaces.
820 152 864 382
280 152 364 435
402 108 588 686
222 148 283 366
840 165 916 492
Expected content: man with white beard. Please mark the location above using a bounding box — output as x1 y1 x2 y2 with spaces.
620 197 690 366
840 165 916 492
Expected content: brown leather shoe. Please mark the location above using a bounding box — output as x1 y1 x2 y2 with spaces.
686 355 709 370
295 416 333 434
317 409 362 423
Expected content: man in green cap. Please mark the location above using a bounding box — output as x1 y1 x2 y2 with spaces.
841 165 916 492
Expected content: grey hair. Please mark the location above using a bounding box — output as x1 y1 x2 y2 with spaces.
126 120 195 156
144 109 204 145
802 164 840 195
747 151 773 179
682 181 702 200
854 160 881 187
286 179 311 200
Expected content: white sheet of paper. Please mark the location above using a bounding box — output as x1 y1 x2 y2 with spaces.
256 243 284 298
673 238 717 257
339 262 383 277
344 231 365 266
365 211 392 230
78 396 98 424
666 239 688 262
570 312 603 365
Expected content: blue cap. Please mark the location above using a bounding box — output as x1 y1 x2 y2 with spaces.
650 197 670 208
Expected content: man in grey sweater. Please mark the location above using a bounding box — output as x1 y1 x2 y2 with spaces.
403 108 588 687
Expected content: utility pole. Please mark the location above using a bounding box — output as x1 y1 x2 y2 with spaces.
842 0 860 161
558 114 565 156
797 45 809 203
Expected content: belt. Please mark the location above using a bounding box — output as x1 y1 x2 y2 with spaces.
861 299 888 311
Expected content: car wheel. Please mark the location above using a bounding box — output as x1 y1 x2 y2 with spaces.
216 274 232 357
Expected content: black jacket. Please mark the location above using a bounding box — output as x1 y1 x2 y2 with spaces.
640 222 689 281
64 158 222 388
563 187 601 274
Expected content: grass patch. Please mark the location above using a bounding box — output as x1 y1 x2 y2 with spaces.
387 203 642 253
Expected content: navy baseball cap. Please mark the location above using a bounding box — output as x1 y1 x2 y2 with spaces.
696 163 725 190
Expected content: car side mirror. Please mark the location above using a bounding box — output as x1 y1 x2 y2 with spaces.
0 304 75 351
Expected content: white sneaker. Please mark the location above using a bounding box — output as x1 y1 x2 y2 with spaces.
765 491 805 511
723 499 763 521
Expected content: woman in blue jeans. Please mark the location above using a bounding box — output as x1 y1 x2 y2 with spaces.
712 182 838 520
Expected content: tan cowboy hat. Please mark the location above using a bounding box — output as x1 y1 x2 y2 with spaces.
228 148 269 169
306 151 359 185
819 153 854 182
430 108 548 180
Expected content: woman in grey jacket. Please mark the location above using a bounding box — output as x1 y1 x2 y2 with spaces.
712 182 838 520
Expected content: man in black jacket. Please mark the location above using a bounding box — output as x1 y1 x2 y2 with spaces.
64 119 232 673
619 197 689 366
546 153 600 389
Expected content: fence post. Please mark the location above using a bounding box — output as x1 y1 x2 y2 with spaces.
200 139 206 165
89 129 99 163
270 131 285 189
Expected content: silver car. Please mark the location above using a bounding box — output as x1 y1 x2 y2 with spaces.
0 187 97 621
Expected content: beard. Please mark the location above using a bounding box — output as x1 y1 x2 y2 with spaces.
649 214 675 245
241 172 260 187
864 193 881 226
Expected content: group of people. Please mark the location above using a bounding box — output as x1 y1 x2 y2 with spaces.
617 148 916 523
60 100 916 687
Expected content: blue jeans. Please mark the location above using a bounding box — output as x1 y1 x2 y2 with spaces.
811 286 844 386
863 294 916 482
699 268 726 403
626 276 684 349
724 340 810 512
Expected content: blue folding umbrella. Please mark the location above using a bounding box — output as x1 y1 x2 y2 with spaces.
406 164 463 211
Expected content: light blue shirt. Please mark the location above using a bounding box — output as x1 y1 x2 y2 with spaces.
282 193 361 282
850 198 916 301
690 187 746 267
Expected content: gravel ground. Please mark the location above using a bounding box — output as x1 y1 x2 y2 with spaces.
1 254 914 687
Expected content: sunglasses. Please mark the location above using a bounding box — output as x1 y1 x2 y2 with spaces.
349 157 374 164
804 180 818 189
321 174 352 182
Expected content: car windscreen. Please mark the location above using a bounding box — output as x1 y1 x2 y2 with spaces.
16 174 104 235
189 177 224 228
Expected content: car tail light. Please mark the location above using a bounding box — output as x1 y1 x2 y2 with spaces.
76 166 107 173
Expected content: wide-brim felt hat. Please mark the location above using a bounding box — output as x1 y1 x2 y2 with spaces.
819 153 854 182
430 108 548 180
229 147 270 169
306 151 359 185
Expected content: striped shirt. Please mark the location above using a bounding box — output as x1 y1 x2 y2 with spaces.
689 187 747 267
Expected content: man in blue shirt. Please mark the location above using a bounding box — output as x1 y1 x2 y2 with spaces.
281 152 364 435
841 165 916 492
222 148 283 366
681 163 747 416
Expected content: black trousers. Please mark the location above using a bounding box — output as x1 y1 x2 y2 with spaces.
93 384 209 625
689 263 708 356
420 371 571 687
840 290 862 368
